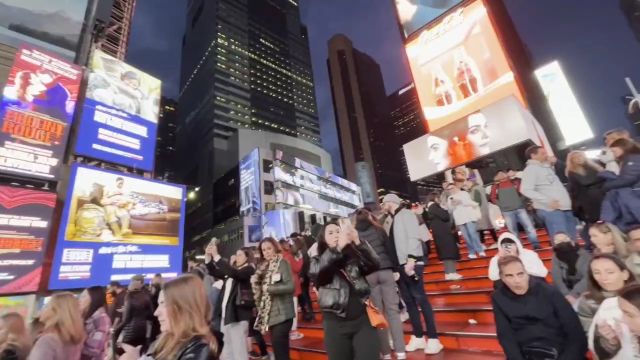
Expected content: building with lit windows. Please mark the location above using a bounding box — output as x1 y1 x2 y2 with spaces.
177 0 321 189
388 83 426 181
155 97 178 182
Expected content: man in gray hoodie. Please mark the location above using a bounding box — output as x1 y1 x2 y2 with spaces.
520 145 577 242
381 193 443 355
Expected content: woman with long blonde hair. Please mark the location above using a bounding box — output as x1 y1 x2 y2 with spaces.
0 312 31 360
120 274 219 360
565 150 605 250
29 292 85 360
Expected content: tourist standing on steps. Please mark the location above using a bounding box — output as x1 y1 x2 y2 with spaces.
446 183 486 259
309 221 381 360
520 145 577 243
380 194 444 355
425 191 462 280
492 256 587 359
489 170 541 249
354 208 407 359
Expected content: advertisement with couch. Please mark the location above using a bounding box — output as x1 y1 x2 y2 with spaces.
48 164 185 290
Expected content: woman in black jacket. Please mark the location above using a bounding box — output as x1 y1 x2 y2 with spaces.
566 150 605 250
310 220 381 360
354 208 406 358
113 286 155 354
426 191 461 280
205 245 255 360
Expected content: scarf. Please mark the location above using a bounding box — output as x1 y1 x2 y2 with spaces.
252 254 282 333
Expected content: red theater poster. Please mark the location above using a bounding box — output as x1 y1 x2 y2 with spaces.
0 46 83 180
0 185 56 295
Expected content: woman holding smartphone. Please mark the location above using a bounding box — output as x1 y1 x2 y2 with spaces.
309 220 381 360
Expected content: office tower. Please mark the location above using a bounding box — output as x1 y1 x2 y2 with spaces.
327 34 407 201
177 0 321 188
96 0 137 60
388 83 426 181
155 97 178 181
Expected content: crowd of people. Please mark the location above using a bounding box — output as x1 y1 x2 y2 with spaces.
2 128 640 359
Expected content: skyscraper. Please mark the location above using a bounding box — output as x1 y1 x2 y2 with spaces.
327 34 407 201
95 0 137 60
155 97 178 182
177 0 320 187
388 83 426 181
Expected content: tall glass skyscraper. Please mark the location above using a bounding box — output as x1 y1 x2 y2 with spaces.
178 0 320 186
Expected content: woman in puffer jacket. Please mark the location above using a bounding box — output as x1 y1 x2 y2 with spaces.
309 220 380 360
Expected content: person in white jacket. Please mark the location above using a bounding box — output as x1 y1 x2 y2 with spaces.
488 232 548 281
446 184 485 259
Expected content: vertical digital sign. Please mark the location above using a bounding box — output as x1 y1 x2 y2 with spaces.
75 50 161 171
239 148 261 217
0 46 82 180
0 185 56 294
49 165 185 289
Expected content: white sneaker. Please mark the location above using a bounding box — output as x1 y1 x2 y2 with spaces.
381 355 392 360
396 352 407 360
405 335 427 352
468 254 478 259
424 338 444 354
479 251 487 257
444 273 452 280
451 273 464 280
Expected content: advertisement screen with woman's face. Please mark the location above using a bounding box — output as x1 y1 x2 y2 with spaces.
403 96 534 181
404 0 526 132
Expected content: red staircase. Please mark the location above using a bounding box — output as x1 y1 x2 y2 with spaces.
265 229 552 359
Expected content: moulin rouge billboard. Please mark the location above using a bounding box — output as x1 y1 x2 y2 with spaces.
0 46 83 180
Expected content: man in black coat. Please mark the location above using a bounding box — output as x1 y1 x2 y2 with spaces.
492 255 587 360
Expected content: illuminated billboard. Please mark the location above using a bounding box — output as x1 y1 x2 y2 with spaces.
394 0 463 38
0 0 88 59
535 61 593 146
404 96 534 180
405 0 526 131
0 47 82 180
49 165 185 290
75 50 161 171
239 149 261 217
0 186 55 294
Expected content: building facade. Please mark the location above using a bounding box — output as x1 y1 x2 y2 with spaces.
177 0 321 189
388 83 426 182
155 97 178 182
327 34 407 201
96 0 137 60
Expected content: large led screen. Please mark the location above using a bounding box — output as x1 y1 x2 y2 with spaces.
49 165 185 290
405 0 526 132
239 149 261 217
0 0 88 60
404 96 534 180
0 186 55 294
75 50 161 171
395 0 463 38
0 47 82 180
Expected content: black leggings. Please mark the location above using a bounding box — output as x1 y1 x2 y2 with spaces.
270 318 293 360
323 313 380 360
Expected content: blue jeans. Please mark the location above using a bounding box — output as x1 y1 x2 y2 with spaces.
536 209 578 243
397 264 438 338
458 222 484 256
503 208 540 247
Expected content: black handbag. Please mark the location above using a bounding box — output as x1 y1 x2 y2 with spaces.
522 344 558 360
235 285 255 308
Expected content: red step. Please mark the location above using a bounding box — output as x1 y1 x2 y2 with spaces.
425 248 552 272
428 231 551 259
423 258 552 280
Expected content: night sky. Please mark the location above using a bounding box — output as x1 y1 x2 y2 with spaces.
126 0 639 176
